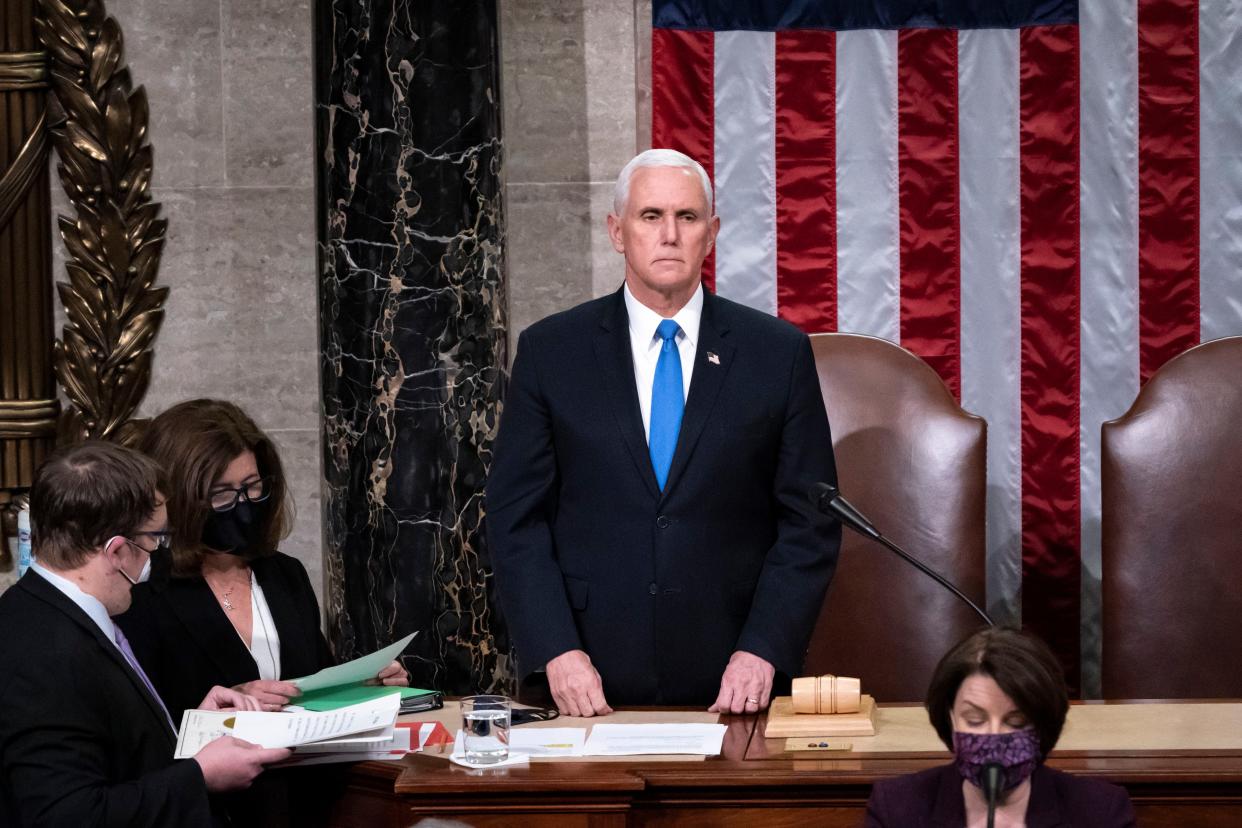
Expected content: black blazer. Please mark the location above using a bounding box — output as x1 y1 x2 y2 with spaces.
865 763 1137 827
486 288 842 704
0 570 215 827
117 552 333 726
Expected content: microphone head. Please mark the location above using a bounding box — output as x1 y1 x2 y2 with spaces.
807 481 838 507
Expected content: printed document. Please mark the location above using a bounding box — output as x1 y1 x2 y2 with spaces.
174 694 400 757
582 723 727 756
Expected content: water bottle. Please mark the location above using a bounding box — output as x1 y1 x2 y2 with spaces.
16 506 32 577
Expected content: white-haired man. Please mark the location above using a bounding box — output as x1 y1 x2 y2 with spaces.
488 149 841 716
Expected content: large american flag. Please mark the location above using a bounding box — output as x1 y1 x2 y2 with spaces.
651 0 1242 694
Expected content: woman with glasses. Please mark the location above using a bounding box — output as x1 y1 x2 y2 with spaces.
117 399 407 729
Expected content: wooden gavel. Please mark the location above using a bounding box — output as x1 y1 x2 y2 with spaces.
791 674 862 714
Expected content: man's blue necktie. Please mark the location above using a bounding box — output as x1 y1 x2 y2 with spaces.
649 319 684 491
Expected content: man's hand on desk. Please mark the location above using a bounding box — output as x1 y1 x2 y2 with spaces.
199 685 262 712
709 650 775 714
547 649 613 717
194 736 291 792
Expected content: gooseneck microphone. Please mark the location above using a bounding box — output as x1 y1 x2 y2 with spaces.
983 762 1003 828
809 482 994 627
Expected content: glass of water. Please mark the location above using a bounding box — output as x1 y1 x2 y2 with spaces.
461 695 511 764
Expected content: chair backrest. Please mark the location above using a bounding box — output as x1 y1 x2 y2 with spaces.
1101 336 1242 699
805 333 988 702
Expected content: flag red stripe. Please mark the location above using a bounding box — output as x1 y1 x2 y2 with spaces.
652 28 717 292
775 30 837 333
897 29 961 398
1018 25 1082 692
1138 0 1199 381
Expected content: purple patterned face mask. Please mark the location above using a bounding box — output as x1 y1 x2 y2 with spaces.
952 728 1041 792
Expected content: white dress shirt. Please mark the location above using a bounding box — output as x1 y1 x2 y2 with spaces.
245 572 282 681
624 282 703 442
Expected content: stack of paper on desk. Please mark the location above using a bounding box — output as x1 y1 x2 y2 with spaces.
446 722 729 767
174 693 404 765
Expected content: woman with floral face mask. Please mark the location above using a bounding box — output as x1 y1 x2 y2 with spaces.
865 628 1135 827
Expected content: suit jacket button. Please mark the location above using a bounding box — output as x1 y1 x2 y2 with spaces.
656 515 671 529
649 582 659 596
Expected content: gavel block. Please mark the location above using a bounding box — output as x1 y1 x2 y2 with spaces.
763 674 877 738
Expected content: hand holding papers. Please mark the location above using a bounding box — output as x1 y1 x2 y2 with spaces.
283 633 441 713
175 693 401 764
290 632 416 692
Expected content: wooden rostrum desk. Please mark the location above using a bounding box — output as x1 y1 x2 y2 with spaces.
327 700 1242 827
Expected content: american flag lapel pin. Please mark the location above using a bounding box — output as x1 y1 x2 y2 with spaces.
707 351 720 365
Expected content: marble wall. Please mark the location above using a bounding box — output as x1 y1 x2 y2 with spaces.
0 0 322 599
315 0 508 694
3 0 652 631
501 0 650 342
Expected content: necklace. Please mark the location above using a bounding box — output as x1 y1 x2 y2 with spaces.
211 569 250 613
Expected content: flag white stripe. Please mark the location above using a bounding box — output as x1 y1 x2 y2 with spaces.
713 31 777 315
1199 0 1242 342
957 29 1023 628
1078 0 1141 697
834 29 900 340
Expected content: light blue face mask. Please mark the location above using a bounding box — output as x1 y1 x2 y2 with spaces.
110 536 153 586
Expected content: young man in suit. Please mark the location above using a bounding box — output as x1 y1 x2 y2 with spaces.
0 441 290 827
487 149 842 716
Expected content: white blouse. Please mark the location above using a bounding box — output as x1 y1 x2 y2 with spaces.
247 572 282 681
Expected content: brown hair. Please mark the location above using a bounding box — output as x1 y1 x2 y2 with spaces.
30 441 166 570
925 627 1069 759
139 399 291 576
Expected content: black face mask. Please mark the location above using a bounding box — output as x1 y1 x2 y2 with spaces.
201 500 268 556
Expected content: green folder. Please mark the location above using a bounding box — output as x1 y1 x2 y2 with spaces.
295 682 442 713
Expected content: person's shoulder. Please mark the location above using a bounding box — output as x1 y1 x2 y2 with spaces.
0 584 93 688
708 293 806 344
257 552 318 594
526 293 616 336
871 763 951 800
1042 766 1136 823
867 762 953 826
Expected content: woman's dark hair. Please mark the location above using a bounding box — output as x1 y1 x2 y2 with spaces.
30 441 167 570
925 627 1069 759
139 399 290 576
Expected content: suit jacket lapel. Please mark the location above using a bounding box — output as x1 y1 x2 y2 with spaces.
660 291 734 500
594 289 662 500
163 575 260 684
20 573 176 745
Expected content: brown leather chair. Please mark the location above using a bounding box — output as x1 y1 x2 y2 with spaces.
805 333 988 702
1101 336 1242 699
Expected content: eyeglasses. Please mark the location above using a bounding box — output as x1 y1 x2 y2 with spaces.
127 531 173 555
209 477 273 512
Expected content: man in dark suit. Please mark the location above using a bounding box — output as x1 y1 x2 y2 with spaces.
487 149 841 715
0 442 289 827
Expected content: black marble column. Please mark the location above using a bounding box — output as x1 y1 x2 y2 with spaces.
314 0 509 694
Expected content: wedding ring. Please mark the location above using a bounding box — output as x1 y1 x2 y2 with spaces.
745 696 759 704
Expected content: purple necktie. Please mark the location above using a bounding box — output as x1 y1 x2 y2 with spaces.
113 625 176 732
